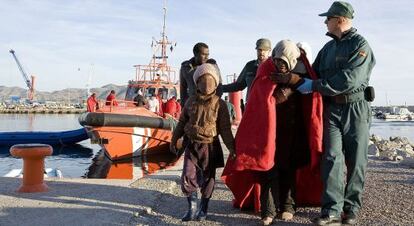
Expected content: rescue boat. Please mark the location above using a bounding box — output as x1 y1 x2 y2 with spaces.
79 6 179 161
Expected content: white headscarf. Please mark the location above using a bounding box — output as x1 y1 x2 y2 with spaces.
292 42 313 74
272 40 301 71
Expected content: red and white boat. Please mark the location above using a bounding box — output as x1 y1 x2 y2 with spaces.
80 6 180 161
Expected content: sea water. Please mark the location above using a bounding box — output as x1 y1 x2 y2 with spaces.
0 115 413 178
0 114 100 178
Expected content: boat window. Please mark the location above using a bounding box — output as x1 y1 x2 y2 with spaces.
169 88 177 99
126 87 147 100
146 87 156 98
158 87 169 100
125 87 139 100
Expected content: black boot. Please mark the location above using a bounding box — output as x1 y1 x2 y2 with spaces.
182 192 197 221
313 215 342 226
342 211 357 225
196 197 210 221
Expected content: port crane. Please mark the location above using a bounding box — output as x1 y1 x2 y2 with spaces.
9 49 35 101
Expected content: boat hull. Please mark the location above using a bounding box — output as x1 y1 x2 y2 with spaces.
86 125 172 160
0 128 88 146
81 107 174 160
86 150 180 179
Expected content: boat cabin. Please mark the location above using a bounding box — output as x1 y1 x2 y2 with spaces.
125 80 179 102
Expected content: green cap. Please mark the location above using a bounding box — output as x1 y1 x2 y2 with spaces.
256 38 271 50
319 1 354 19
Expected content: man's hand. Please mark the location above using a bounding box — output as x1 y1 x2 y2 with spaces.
269 72 303 88
273 87 294 104
297 78 313 94
269 72 291 84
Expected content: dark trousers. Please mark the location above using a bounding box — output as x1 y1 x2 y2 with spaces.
181 142 216 198
321 101 370 217
260 168 278 218
260 166 296 218
260 92 308 218
278 167 296 213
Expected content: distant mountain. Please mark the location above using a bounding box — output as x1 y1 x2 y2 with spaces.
0 84 127 103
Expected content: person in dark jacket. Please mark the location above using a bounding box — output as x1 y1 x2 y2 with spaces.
224 96 236 122
240 99 245 114
288 2 376 225
179 42 222 106
133 90 147 107
222 38 271 102
171 63 235 222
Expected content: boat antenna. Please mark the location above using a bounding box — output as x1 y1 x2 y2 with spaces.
162 1 167 40
134 0 177 82
161 1 168 65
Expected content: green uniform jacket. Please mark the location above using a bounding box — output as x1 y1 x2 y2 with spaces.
222 59 259 101
311 28 376 216
312 28 376 96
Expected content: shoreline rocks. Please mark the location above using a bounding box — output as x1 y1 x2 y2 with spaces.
370 134 414 168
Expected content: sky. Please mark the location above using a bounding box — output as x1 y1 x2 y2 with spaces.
0 0 413 106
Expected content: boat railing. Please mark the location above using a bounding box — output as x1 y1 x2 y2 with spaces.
98 100 138 112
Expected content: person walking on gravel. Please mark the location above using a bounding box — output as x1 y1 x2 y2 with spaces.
294 2 376 225
170 63 236 222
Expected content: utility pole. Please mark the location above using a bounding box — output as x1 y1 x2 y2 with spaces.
385 91 388 107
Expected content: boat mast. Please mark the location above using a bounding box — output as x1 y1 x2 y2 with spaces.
161 4 167 66
134 1 176 82
153 2 171 76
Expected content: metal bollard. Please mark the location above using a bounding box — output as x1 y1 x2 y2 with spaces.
10 144 53 193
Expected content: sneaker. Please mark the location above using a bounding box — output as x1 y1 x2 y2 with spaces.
313 215 341 226
280 211 294 221
261 216 273 226
342 212 357 225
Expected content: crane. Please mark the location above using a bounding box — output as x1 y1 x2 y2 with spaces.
9 49 35 101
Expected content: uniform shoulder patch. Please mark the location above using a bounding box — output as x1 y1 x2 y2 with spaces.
358 51 367 57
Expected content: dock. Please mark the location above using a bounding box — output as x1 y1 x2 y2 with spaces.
1 146 413 225
0 108 85 114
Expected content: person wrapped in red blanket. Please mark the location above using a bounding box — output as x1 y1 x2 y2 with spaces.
86 92 99 112
221 40 324 223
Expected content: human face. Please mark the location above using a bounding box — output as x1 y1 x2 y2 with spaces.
197 74 217 95
257 48 271 63
324 16 339 33
195 47 209 65
273 58 289 73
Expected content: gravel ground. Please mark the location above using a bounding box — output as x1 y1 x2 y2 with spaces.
128 154 414 226
1 154 413 226
357 159 414 225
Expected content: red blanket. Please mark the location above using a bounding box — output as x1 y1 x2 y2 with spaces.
221 52 323 211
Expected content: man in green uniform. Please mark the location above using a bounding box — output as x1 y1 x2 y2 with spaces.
222 38 271 102
295 2 376 225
